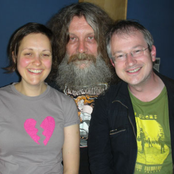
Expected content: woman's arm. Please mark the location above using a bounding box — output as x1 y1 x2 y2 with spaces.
63 124 80 174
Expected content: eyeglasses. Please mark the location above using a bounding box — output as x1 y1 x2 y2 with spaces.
112 47 149 62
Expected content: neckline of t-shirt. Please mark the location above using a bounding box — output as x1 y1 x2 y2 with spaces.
10 83 50 101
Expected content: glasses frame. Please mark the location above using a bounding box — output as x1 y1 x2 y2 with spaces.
113 47 149 63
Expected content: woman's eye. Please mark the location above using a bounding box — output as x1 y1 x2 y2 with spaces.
24 53 32 56
42 53 51 58
44 54 50 57
43 54 49 57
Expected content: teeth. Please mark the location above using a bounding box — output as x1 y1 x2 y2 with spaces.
28 69 42 73
128 68 140 73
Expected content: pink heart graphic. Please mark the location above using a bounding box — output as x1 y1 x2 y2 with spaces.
24 116 55 145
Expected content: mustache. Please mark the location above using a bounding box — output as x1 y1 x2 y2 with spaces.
67 53 96 64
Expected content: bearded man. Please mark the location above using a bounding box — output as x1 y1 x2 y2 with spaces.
47 2 119 174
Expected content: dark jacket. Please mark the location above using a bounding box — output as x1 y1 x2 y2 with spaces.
88 72 174 174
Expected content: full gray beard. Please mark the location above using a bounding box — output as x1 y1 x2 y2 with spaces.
56 54 112 90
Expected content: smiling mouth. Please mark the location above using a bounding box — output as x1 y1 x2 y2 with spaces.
127 67 141 73
28 69 42 73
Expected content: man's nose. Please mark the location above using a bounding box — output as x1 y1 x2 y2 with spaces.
78 40 87 53
126 53 137 66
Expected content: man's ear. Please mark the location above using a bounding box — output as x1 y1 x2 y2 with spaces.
151 45 156 62
110 59 115 67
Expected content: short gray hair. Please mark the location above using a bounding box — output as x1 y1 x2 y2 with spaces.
106 20 154 62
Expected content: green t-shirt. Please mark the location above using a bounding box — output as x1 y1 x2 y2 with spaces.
129 87 173 174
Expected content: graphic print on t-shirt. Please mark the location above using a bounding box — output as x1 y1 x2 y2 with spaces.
135 114 169 173
24 116 55 145
64 83 108 147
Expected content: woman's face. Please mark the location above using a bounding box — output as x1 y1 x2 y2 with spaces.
16 33 52 87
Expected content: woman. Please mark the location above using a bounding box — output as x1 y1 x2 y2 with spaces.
0 22 80 174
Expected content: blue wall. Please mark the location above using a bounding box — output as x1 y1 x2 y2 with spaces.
127 0 174 80
0 0 77 87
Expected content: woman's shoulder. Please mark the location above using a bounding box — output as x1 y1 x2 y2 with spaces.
0 84 13 94
48 85 74 103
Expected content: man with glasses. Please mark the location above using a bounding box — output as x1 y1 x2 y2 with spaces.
88 20 174 174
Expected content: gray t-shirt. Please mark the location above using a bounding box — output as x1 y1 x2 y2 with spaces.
0 84 79 174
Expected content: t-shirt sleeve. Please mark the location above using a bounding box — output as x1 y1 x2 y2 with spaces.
63 97 80 127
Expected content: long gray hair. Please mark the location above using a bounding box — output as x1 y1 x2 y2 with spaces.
47 2 113 66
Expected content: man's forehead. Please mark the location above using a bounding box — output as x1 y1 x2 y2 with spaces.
110 30 147 53
70 16 89 26
68 16 95 35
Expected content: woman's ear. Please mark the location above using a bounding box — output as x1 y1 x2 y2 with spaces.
12 51 16 63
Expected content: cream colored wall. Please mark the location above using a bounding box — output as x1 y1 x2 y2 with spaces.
79 0 127 20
